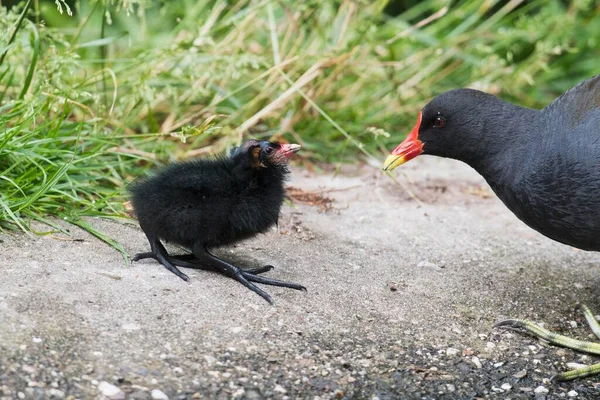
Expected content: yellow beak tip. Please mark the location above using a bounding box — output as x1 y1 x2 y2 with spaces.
382 154 406 171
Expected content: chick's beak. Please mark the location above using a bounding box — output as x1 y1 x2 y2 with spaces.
382 111 424 171
281 143 301 158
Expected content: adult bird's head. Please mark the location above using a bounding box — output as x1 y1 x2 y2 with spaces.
235 140 301 169
382 89 515 171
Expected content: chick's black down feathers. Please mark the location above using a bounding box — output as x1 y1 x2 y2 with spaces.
132 154 285 248
130 140 305 304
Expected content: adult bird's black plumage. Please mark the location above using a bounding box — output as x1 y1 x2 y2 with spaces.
383 74 600 380
130 140 306 304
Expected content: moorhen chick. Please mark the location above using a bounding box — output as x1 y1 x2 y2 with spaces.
383 74 600 380
130 140 306 304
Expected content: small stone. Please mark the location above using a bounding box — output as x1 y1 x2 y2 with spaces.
446 384 455 392
471 356 482 369
172 367 183 375
98 382 125 400
32 337 42 344
22 365 36 374
150 389 168 400
48 389 65 399
486 342 496 349
513 369 527 379
534 386 549 395
244 388 264 400
568 390 578 397
17 393 25 399
231 327 243 334
556 349 569 357
128 391 151 400
203 355 216 365
273 384 286 394
501 383 512 391
446 348 459 356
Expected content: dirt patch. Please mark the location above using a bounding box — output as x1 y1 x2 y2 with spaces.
286 186 334 212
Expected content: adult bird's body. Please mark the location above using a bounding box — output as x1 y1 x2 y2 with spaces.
131 140 306 304
383 74 600 380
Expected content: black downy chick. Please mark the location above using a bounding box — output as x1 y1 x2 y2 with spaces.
130 140 306 304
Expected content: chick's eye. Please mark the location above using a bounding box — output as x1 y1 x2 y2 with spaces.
264 147 274 155
433 116 446 128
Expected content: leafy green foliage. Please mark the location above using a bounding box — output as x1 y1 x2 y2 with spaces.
0 0 598 242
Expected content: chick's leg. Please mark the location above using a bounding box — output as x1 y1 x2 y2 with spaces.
132 235 189 281
191 245 306 305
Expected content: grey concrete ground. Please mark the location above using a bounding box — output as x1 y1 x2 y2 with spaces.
2 157 600 399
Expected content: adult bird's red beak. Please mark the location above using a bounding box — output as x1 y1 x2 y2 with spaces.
382 111 424 171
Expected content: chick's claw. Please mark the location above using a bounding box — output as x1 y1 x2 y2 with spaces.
241 271 307 291
131 252 155 262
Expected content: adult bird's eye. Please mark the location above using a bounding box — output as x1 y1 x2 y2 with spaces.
433 116 446 128
264 147 274 154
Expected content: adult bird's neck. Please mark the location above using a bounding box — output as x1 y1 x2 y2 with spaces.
465 105 540 182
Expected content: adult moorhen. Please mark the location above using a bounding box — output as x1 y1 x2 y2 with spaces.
130 140 306 305
383 74 600 380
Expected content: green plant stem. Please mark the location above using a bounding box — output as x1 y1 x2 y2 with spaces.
0 0 32 69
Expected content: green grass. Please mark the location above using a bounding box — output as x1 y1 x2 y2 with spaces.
0 0 599 247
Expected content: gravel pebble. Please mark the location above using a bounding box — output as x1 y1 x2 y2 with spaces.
47 388 65 398
273 384 287 394
446 347 459 356
513 369 527 379
98 381 125 400
150 389 168 400
534 386 549 395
